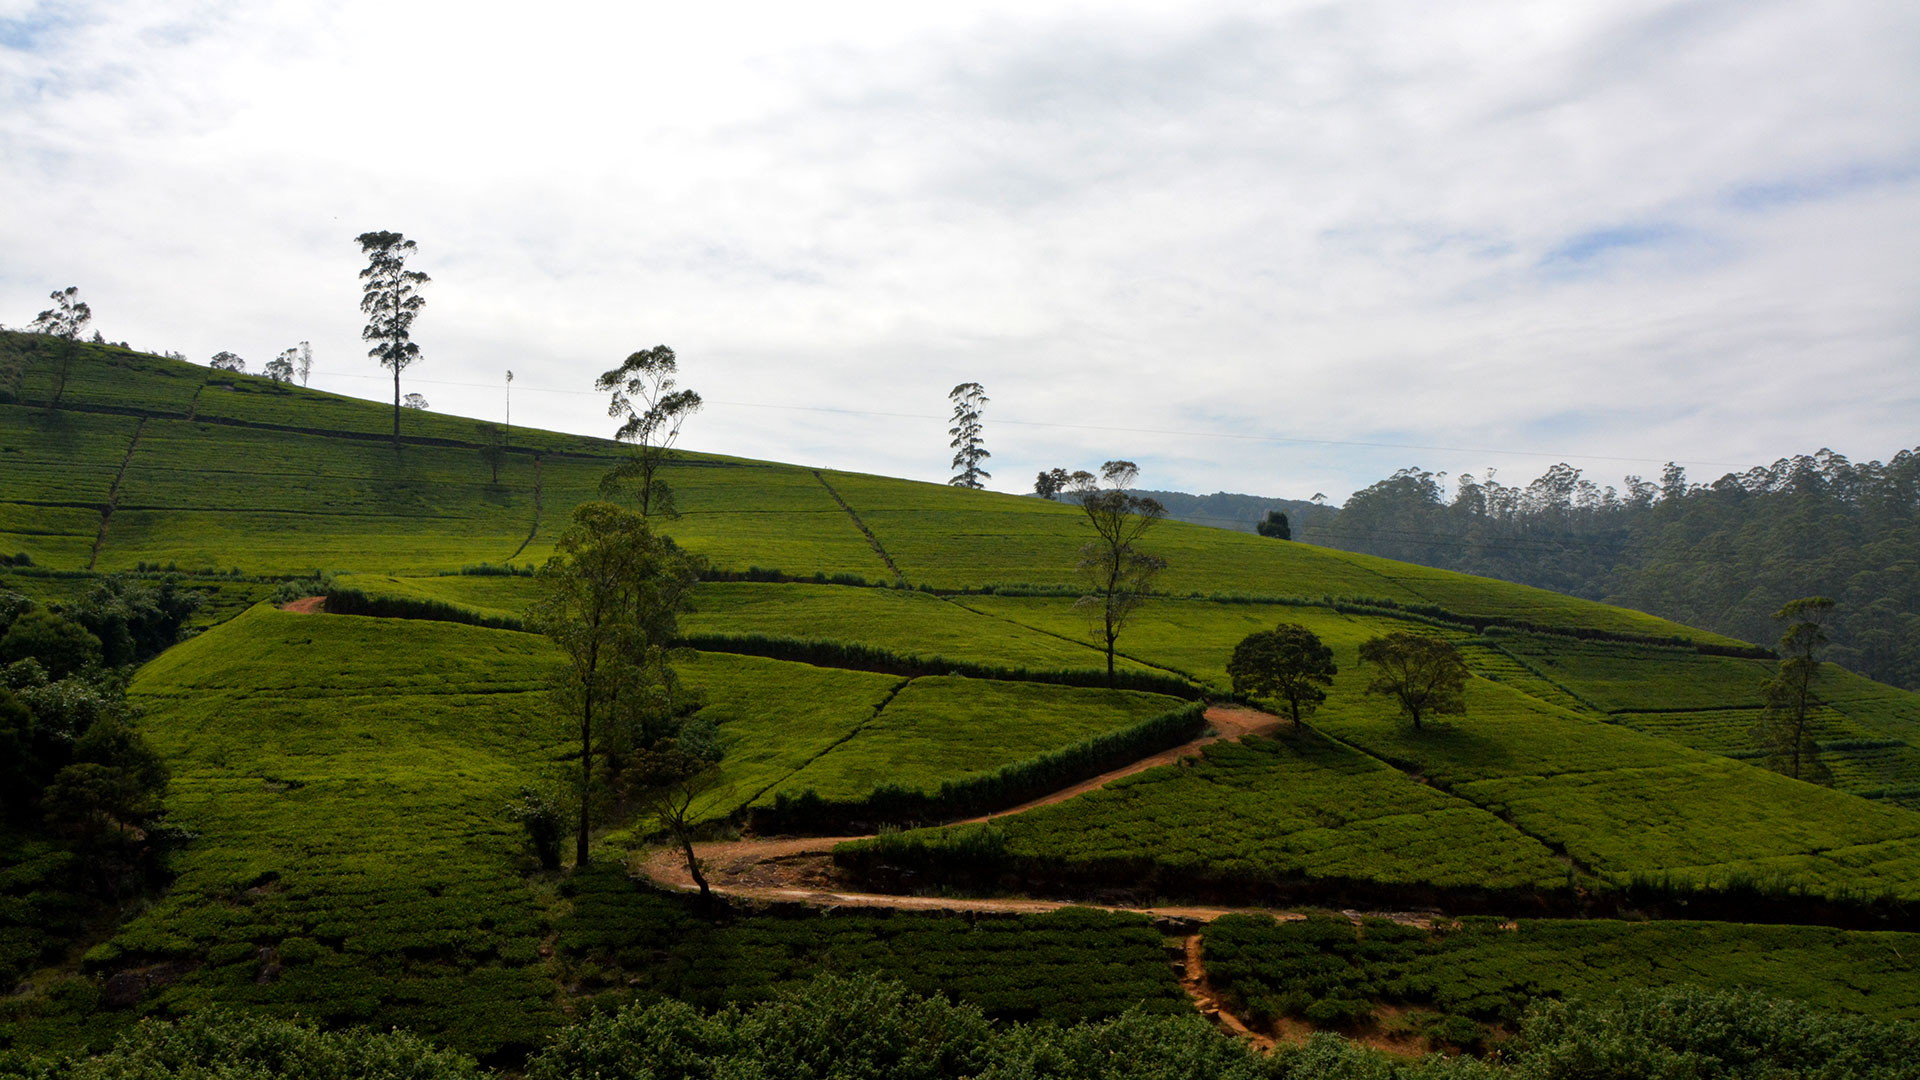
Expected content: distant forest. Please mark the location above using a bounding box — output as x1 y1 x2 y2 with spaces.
1262 450 1920 690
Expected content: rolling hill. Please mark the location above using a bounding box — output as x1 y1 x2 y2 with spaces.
2 330 1918 1062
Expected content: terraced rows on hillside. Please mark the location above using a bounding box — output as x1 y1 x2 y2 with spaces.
5 334 1920 1058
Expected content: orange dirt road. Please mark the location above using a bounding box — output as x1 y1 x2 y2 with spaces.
636 705 1294 920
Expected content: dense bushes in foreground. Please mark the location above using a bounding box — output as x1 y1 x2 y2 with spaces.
5 978 1917 1080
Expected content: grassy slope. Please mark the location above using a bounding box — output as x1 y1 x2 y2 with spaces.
7 335 1920 1045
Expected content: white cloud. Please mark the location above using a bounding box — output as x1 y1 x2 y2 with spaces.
3 0 1916 504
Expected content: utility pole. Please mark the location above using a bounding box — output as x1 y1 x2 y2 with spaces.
505 370 514 449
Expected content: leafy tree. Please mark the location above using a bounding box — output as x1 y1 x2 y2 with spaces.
295 339 313 385
1752 596 1836 782
1358 631 1468 729
1227 623 1336 724
622 744 721 901
947 382 991 488
1071 461 1166 687
503 785 564 871
208 351 246 372
595 346 702 518
263 349 296 383
0 686 36 817
67 575 204 667
356 230 430 450
1256 510 1291 539
527 503 698 867
0 609 102 678
29 285 91 408
1033 467 1071 500
402 392 429 410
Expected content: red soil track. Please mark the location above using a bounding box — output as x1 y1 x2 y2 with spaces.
636 705 1288 909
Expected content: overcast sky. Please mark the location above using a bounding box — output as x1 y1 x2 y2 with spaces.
4 0 1916 504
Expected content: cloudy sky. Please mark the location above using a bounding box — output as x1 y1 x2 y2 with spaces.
4 0 1916 504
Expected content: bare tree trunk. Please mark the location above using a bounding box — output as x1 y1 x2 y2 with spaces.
679 834 709 900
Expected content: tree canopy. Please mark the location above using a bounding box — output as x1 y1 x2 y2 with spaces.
1071 461 1166 687
356 230 429 450
1226 623 1335 724
1358 631 1468 729
595 346 702 518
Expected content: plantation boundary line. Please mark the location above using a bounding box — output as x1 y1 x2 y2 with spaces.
735 676 915 812
811 471 906 585
39 398 623 462
1298 717 1606 889
87 415 146 570
1483 639 1609 713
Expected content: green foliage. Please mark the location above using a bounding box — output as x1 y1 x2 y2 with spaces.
13 1008 484 1079
1301 452 1920 691
755 699 1204 832
0 610 101 679
839 729 1566 900
548 889 1190 1024
65 575 205 667
1202 914 1920 1039
1512 986 1920 1080
1227 623 1336 723
1359 632 1469 729
675 631 1197 697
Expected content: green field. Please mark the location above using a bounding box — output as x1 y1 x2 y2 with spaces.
557 867 1189 1022
838 728 1570 897
7 335 1920 1064
1201 914 1920 1035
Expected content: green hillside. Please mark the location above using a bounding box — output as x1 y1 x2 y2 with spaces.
4 333 1919 1062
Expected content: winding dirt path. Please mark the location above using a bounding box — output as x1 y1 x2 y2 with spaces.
638 705 1287 905
634 705 1314 1043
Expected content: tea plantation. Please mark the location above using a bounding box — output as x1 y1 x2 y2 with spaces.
5 334 1920 1068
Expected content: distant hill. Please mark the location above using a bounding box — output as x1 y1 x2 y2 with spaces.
1295 458 1920 690
1127 490 1337 536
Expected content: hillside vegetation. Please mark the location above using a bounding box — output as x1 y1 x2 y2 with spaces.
2 331 1919 1065
1299 456 1920 690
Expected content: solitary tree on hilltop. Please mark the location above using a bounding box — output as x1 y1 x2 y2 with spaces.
209 351 246 373
402 392 429 410
1033 467 1071 500
29 286 90 409
264 349 295 383
1359 631 1469 730
1072 461 1166 686
597 346 702 519
295 341 313 386
1752 596 1836 783
948 383 991 488
356 230 429 451
1228 623 1336 724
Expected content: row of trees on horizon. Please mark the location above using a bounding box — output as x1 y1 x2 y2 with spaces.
1285 451 1920 690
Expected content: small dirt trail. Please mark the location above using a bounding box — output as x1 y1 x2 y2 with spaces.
632 705 1311 1045
1179 932 1276 1050
637 705 1296 921
960 705 1284 823
280 596 326 614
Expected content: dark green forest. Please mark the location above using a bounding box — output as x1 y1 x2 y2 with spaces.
1293 450 1920 689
